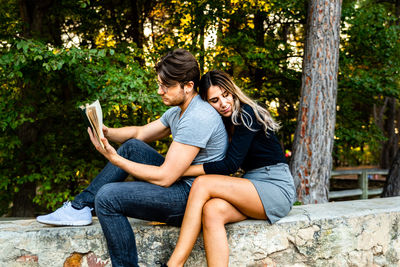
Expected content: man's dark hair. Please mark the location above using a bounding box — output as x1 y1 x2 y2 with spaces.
155 48 200 91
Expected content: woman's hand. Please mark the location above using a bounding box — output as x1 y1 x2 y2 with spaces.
88 127 118 163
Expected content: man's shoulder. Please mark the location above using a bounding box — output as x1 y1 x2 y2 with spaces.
165 105 180 113
163 106 180 117
189 96 220 118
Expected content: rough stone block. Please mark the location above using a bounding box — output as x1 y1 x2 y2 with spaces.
1 197 400 266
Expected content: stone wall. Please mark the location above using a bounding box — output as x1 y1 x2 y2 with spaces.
1 197 400 267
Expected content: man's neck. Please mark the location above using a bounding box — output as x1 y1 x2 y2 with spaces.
179 93 197 115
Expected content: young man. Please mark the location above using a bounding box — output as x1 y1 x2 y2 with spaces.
36 48 228 267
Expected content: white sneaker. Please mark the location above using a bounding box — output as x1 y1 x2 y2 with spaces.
36 201 92 226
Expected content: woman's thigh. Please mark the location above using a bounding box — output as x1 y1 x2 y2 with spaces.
243 164 295 223
190 175 267 220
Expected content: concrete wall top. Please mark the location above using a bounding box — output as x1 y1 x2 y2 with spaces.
2 196 400 266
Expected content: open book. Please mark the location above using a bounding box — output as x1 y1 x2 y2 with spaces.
79 100 105 149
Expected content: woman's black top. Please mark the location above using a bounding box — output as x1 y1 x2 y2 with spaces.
203 104 287 175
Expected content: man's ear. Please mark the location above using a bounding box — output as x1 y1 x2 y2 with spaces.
184 81 195 94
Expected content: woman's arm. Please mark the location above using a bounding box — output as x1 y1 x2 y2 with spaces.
203 106 261 175
182 164 205 177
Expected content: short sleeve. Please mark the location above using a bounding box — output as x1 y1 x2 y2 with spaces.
174 111 218 148
160 107 177 128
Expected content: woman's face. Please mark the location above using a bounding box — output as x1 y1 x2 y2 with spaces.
206 85 234 117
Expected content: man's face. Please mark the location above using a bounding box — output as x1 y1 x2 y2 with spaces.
157 75 185 106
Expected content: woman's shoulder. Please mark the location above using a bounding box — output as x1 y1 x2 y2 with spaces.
241 104 260 122
241 103 252 112
235 104 263 130
240 104 257 117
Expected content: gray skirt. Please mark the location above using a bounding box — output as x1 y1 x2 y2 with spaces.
242 163 296 224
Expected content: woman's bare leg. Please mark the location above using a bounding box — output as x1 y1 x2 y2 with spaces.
202 198 247 267
167 175 266 267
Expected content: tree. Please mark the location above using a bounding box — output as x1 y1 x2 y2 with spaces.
0 0 310 215
0 0 165 216
2 0 398 216
336 0 400 167
290 0 342 204
209 0 307 153
382 148 400 197
378 0 400 169
10 0 59 217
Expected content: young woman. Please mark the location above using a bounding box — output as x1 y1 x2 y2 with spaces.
164 70 296 267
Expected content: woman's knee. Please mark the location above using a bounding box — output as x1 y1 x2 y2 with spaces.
202 199 230 227
190 175 214 196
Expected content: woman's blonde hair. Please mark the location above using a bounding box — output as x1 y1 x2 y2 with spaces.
199 70 280 134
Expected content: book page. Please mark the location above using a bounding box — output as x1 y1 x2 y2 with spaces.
91 100 104 139
86 100 104 149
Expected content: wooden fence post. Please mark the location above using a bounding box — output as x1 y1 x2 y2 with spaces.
359 170 368 199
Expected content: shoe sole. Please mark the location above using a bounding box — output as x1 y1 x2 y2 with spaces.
37 219 92 226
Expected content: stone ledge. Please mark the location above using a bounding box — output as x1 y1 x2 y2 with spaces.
1 197 400 266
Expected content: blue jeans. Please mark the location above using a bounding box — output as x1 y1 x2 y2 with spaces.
72 139 191 267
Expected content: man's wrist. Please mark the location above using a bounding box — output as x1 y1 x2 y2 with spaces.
105 127 114 139
109 154 122 166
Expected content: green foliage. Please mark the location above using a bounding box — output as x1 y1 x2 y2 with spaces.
336 1 400 166
293 201 302 206
0 39 166 214
1 0 399 215
207 0 306 152
0 0 20 41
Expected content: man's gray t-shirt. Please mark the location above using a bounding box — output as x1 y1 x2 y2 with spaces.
160 95 228 185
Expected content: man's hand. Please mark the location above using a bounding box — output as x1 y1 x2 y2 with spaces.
88 127 118 162
102 125 110 138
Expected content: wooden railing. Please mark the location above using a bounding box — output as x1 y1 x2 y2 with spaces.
329 169 389 200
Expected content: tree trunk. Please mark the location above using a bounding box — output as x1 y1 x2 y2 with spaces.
13 0 55 217
19 0 54 38
382 148 400 197
380 97 399 169
199 25 205 74
380 0 400 197
129 0 144 49
379 0 400 169
290 0 342 204
254 10 265 91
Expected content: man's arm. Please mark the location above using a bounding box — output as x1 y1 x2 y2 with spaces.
104 119 171 144
112 141 200 187
88 128 200 187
